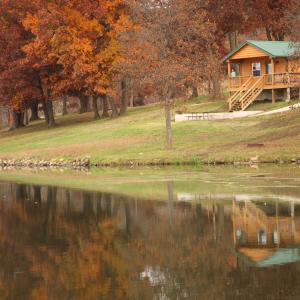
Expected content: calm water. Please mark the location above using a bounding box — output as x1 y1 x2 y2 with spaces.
1 178 300 299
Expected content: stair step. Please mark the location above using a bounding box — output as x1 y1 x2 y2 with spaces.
228 77 264 111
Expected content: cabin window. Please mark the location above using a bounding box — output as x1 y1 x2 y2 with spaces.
230 63 240 77
236 228 247 243
258 229 267 245
252 62 261 77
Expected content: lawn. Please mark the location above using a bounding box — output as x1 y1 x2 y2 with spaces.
0 98 300 165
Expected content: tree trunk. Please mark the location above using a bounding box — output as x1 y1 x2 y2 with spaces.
62 96 68 115
37 73 55 127
24 109 29 125
211 74 222 100
108 97 118 118
228 31 238 50
102 95 110 117
30 102 40 121
120 80 128 116
79 96 89 114
207 79 212 95
266 27 273 41
92 95 100 119
10 111 19 130
10 111 25 130
87 96 92 112
129 86 134 107
167 181 174 225
190 85 199 99
46 100 56 127
164 100 172 150
41 100 50 125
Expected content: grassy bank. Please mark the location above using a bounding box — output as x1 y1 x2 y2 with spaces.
0 98 300 165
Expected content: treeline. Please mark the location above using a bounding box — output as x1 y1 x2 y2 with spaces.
0 0 299 130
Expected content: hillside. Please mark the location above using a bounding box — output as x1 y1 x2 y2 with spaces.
0 99 300 166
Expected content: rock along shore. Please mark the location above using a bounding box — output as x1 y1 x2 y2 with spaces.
0 156 300 170
0 158 91 170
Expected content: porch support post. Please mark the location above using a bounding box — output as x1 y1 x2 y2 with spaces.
272 89 276 104
271 57 276 104
286 58 291 102
227 61 231 91
271 57 275 86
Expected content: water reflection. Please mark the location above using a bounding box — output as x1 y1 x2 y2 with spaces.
0 181 300 299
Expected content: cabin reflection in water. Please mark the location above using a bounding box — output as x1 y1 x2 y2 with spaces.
3 181 300 299
232 199 300 267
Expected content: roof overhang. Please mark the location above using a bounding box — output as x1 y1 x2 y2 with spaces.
221 41 285 63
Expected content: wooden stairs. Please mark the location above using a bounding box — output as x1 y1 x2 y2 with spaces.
228 76 265 111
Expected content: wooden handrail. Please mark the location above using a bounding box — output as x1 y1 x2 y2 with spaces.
228 72 300 88
228 77 253 110
228 72 300 111
241 76 265 110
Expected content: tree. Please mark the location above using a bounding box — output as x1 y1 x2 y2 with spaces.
0 0 41 129
246 0 296 41
122 0 221 149
23 0 132 122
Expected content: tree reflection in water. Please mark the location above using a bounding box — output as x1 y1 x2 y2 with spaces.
0 181 300 299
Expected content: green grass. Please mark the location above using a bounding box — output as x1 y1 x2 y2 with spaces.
0 98 300 165
248 99 300 111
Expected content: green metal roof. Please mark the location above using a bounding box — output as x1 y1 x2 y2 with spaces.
234 247 300 268
255 248 300 268
221 40 296 63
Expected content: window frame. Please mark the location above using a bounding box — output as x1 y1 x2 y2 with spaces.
252 62 261 77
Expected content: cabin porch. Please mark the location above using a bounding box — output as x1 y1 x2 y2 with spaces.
228 73 300 93
226 57 300 111
222 40 300 111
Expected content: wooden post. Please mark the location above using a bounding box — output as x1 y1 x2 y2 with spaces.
271 58 275 85
227 61 231 90
272 89 276 104
286 58 291 102
276 200 280 248
291 201 295 242
232 198 236 246
271 58 275 104
287 82 291 102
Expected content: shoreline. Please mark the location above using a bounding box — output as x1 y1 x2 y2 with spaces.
1 157 300 170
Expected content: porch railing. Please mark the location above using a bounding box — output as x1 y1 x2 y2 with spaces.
228 73 300 90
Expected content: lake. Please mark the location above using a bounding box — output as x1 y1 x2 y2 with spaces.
0 166 300 299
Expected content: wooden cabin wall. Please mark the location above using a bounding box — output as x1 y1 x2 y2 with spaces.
229 57 294 76
231 44 267 60
274 58 287 73
234 57 269 76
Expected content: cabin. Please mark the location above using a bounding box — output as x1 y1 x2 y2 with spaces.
232 199 300 267
222 40 300 111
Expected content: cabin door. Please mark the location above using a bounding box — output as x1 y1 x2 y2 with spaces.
265 62 272 84
252 62 261 77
